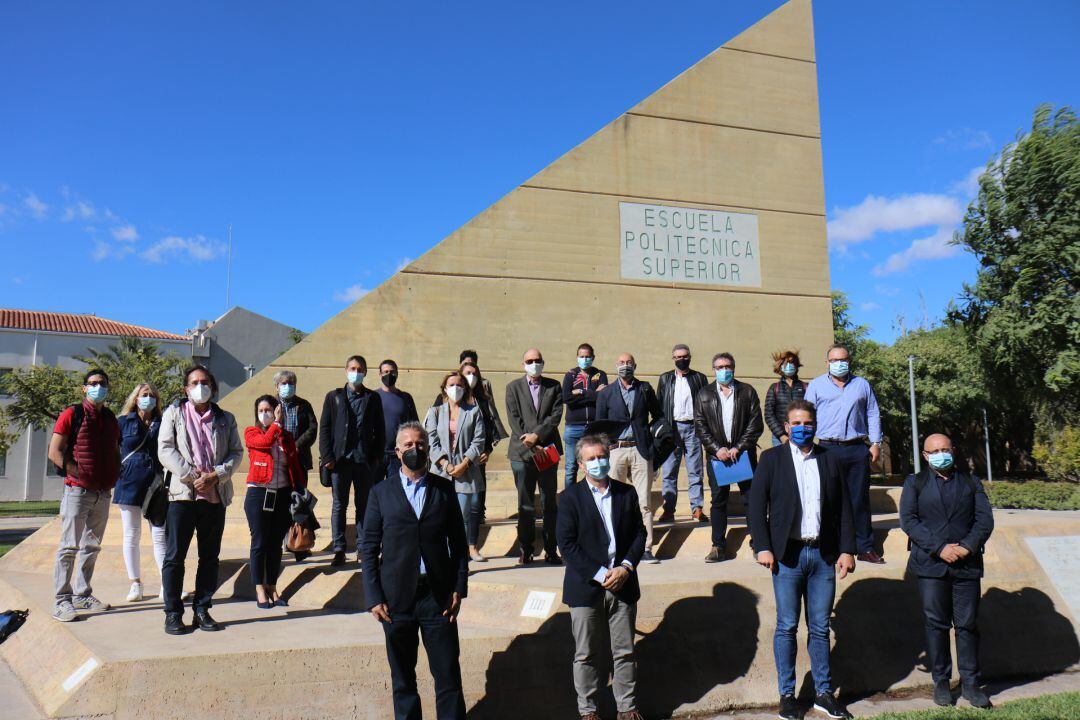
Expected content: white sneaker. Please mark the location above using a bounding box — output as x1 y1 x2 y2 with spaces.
127 582 144 602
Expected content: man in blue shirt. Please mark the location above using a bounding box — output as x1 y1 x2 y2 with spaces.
804 344 884 563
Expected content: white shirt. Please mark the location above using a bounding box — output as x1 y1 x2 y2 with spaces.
586 480 634 584
789 441 821 540
717 382 736 442
672 373 694 422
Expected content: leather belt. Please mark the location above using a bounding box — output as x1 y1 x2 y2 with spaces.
790 537 820 547
818 437 867 446
613 440 637 448
674 420 694 424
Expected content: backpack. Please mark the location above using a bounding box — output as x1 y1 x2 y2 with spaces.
59 403 85 474
0 609 29 644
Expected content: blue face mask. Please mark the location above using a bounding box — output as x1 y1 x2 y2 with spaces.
715 368 734 385
584 458 611 480
347 371 364 387
927 451 954 470
789 424 815 446
278 383 295 399
137 396 156 412
577 357 593 370
781 362 797 377
86 385 108 403
829 360 850 378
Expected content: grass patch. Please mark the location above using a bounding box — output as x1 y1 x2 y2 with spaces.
871 691 1080 719
0 501 60 518
0 543 14 558
986 480 1080 511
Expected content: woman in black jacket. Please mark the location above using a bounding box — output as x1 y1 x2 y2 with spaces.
763 350 806 445
273 370 318 561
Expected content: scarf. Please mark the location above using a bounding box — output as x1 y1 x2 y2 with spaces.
182 400 220 502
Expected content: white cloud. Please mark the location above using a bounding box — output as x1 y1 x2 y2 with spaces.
873 227 958 276
827 193 964 249
333 284 369 303
395 257 413 272
950 165 987 199
933 128 993 151
23 193 48 219
111 223 138 242
62 199 96 222
873 284 900 297
91 240 134 262
860 302 882 312
141 235 225 263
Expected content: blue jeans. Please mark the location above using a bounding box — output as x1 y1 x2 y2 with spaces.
563 423 587 489
661 421 705 513
457 492 480 546
772 543 836 696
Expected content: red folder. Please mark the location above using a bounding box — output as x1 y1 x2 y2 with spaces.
532 444 561 472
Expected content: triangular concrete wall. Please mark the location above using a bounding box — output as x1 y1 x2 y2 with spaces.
221 0 831 470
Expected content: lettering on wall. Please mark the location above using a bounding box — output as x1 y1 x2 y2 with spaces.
619 202 761 287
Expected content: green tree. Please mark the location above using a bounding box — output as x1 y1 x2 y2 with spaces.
951 104 1080 416
1 364 83 431
0 406 21 459
831 290 870 353
74 336 189 411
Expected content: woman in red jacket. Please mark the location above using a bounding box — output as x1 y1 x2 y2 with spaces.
244 395 306 608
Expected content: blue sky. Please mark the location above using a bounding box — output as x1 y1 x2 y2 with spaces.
2 1 1077 342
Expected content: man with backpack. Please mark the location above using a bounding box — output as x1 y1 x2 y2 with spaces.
900 433 994 709
47 368 121 622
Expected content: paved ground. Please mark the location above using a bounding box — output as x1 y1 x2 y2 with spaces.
0 517 51 548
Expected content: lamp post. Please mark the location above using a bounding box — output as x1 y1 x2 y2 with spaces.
983 408 993 483
908 355 920 474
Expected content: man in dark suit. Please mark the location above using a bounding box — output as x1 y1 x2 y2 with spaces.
693 352 764 562
595 352 663 563
505 347 565 565
900 433 994 709
557 434 647 720
320 355 386 566
361 421 469 720
749 399 855 720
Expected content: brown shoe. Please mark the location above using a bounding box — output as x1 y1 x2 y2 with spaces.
579 713 601 720
692 507 709 523
857 551 886 564
657 510 675 524
617 711 645 720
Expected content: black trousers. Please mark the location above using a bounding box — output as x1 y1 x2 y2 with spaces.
706 468 752 550
510 460 558 556
383 579 466 720
917 576 982 685
331 458 381 553
244 487 293 585
820 442 874 553
162 500 226 615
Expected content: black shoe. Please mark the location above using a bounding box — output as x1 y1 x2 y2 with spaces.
330 551 346 567
933 679 954 706
193 609 222 632
813 693 852 719
778 694 800 720
164 612 187 635
518 550 534 566
544 552 563 565
705 547 726 563
961 684 991 709
293 550 311 563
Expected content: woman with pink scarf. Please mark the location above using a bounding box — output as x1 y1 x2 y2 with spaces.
157 365 243 636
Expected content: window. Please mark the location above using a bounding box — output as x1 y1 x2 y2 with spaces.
0 451 6 477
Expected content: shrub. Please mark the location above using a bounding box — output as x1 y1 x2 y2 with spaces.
985 480 1080 511
1032 424 1080 483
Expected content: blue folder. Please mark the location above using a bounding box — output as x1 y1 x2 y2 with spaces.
709 454 754 486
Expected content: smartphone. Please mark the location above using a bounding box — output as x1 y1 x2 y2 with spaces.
262 489 277 512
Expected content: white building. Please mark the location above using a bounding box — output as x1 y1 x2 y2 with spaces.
0 309 190 501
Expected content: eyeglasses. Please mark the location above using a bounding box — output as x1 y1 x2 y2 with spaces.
524 358 542 364
86 380 108 387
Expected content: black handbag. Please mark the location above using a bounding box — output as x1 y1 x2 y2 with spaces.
650 417 676 468
142 472 169 527
319 463 333 488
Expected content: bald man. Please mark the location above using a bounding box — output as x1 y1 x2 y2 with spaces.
595 353 663 563
900 433 994 709
505 348 565 565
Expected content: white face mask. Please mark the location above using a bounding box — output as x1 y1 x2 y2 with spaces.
464 373 477 388
258 411 274 426
446 385 465 403
188 384 212 404
524 361 544 378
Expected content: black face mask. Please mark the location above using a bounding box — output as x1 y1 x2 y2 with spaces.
402 447 428 472
381 373 398 388
674 359 691 371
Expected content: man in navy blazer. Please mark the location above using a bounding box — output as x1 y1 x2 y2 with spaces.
900 433 994 709
557 434 647 720
595 352 663 563
749 400 855 720
361 421 469 720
